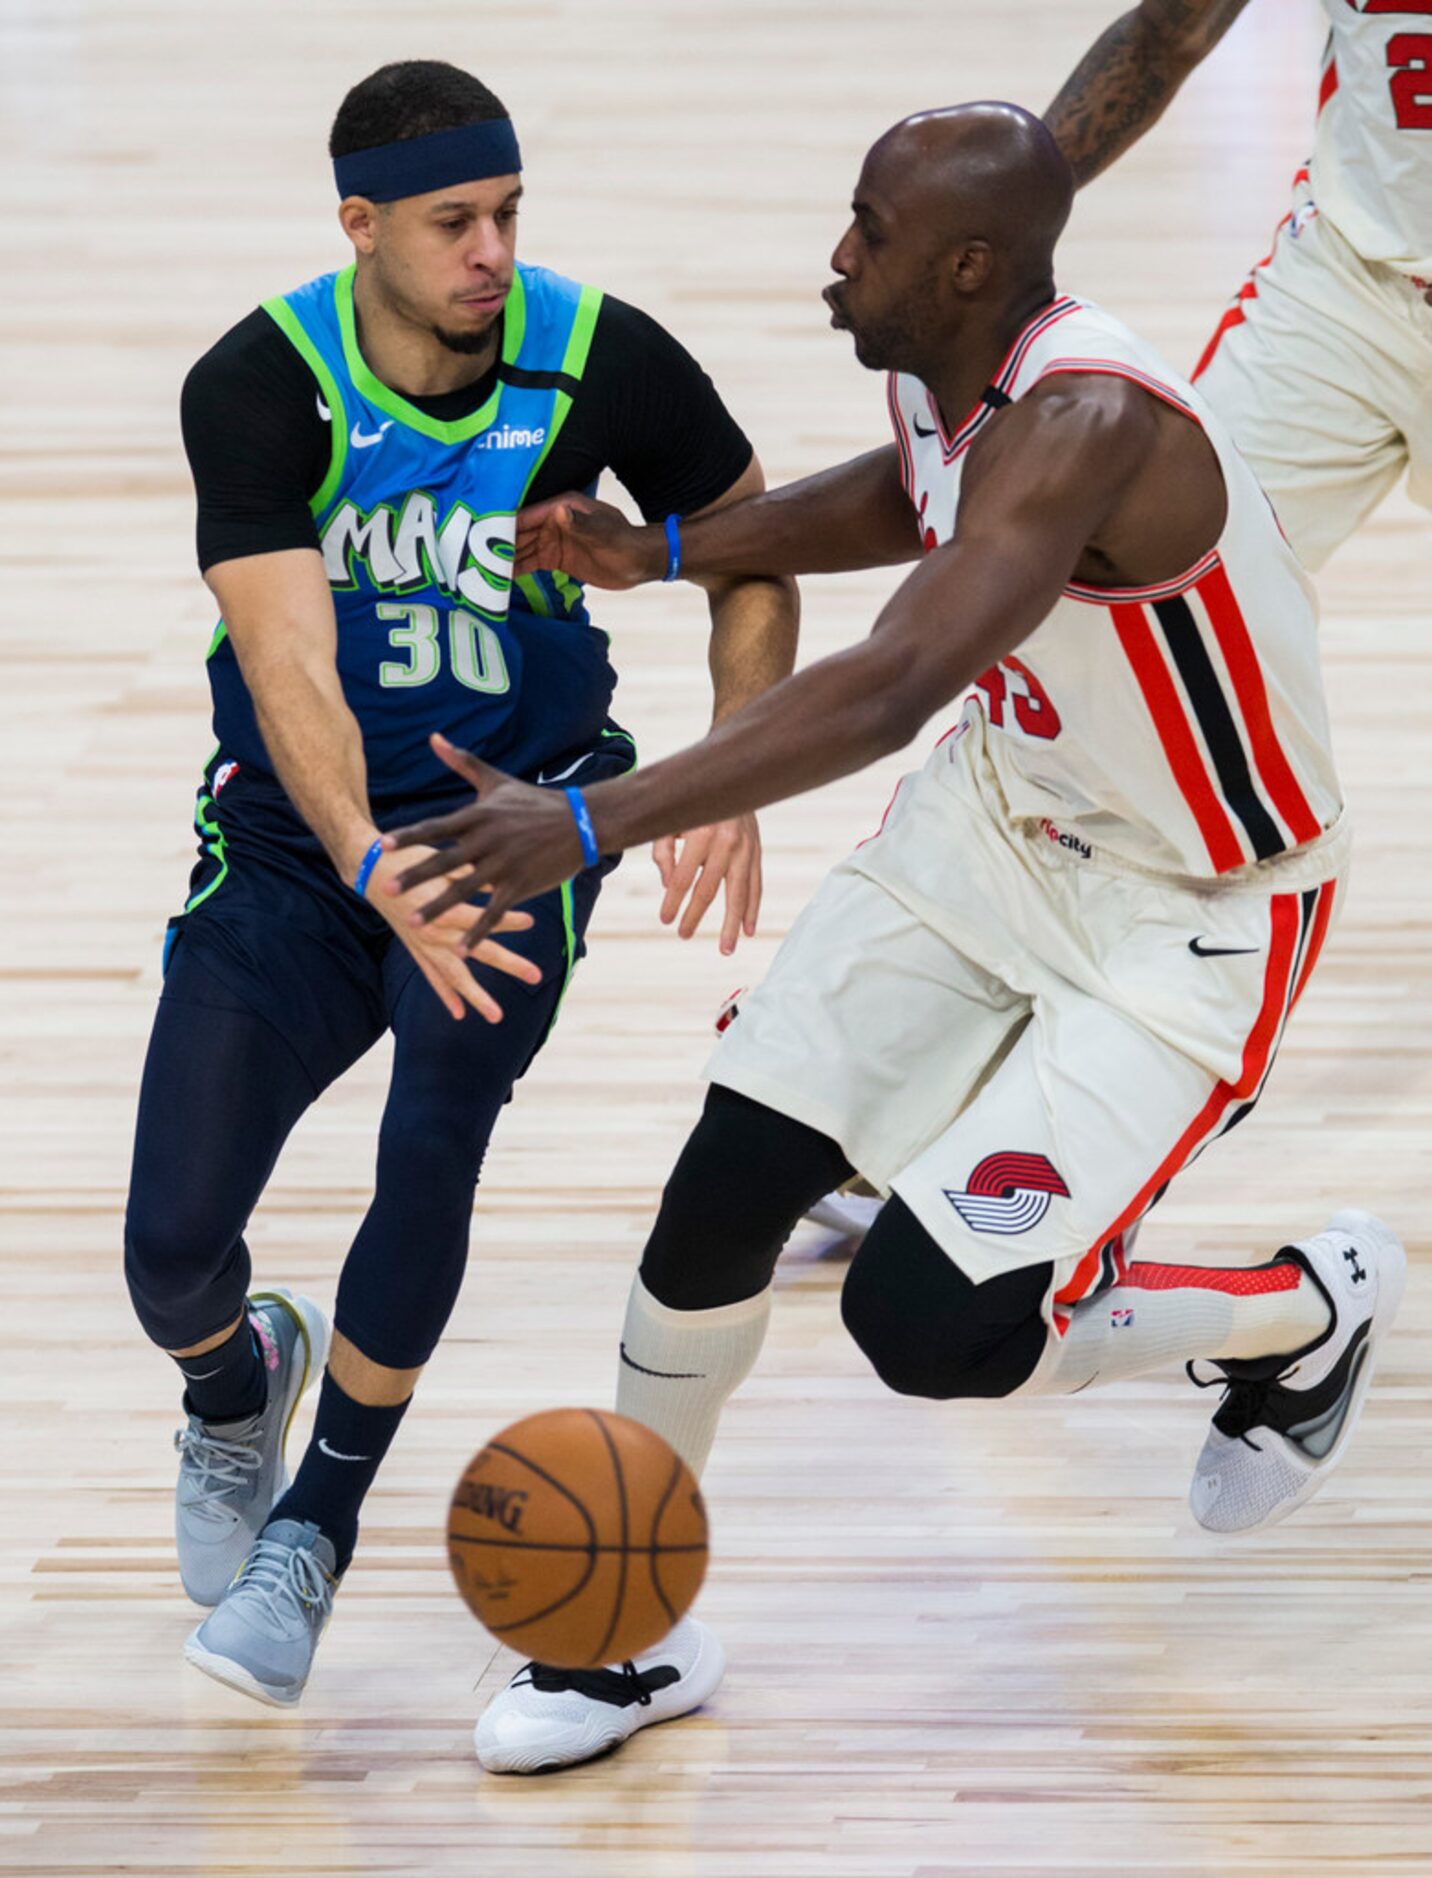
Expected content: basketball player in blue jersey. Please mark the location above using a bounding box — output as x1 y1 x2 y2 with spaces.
124 58 795 1708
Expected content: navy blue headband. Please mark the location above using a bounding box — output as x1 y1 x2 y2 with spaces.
333 119 522 202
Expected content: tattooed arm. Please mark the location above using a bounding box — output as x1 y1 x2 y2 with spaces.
1045 0 1255 187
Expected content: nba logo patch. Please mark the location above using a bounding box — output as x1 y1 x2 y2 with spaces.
1111 1307 1135 1329
213 760 240 795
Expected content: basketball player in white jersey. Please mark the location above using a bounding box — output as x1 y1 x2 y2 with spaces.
804 0 1432 1251
389 104 1403 1771
1045 0 1432 572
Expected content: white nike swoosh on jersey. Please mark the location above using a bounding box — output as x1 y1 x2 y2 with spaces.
318 1437 372 1462
316 393 332 423
350 420 393 448
535 755 590 784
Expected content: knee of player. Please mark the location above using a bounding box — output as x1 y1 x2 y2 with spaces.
123 1207 232 1336
839 1263 964 1400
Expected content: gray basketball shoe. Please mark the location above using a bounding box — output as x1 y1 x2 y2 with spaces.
174 1288 329 1606
183 1518 339 1707
1188 1209 1405 1534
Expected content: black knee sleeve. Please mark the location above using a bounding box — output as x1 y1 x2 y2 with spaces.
840 1197 1053 1399
639 1086 854 1311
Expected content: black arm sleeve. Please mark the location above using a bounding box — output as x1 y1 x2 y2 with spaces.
180 309 333 572
529 296 755 520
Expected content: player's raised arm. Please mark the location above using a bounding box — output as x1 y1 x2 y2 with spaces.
1044 0 1254 187
384 376 1166 941
515 443 921 589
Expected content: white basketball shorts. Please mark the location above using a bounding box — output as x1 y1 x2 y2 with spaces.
1194 172 1432 573
709 709 1350 1321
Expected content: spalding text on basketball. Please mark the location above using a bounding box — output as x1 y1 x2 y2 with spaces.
452 1478 529 1534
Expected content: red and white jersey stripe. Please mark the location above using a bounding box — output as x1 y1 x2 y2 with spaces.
888 297 1344 882
1310 0 1432 279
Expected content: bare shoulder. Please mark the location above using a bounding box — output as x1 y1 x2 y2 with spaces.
964 371 1160 496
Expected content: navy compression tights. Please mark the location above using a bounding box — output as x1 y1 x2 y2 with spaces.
124 931 565 1371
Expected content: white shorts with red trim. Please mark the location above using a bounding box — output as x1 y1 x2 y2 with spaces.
1193 174 1432 574
708 715 1349 1324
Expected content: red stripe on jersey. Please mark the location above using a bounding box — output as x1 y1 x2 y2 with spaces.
1192 208 1294 381
1074 892 1302 1269
1120 1259 1302 1296
1194 560 1322 846
887 374 915 497
1319 56 1339 113
1291 878 1337 1007
933 298 1080 456
1111 603 1246 873
1065 549 1222 605
1038 359 1196 420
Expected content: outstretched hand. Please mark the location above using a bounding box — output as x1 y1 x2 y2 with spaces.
515 492 665 590
382 735 587 952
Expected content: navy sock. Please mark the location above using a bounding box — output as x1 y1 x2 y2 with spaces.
174 1310 266 1424
269 1372 411 1573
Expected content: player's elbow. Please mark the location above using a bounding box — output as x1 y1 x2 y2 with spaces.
865 660 936 757
1135 0 1231 77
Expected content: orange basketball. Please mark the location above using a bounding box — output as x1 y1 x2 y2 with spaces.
446 1407 709 1669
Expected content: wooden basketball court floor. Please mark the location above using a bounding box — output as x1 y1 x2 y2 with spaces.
3 1 1430 1871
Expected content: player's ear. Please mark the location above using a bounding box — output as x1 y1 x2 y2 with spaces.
950 239 994 295
339 196 380 256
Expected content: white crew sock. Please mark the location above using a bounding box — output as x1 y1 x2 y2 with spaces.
1018 1254 1332 1396
614 1274 772 1477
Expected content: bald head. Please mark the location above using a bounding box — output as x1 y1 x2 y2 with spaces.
868 103 1073 275
825 101 1073 378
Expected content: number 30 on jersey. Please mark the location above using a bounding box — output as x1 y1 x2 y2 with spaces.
376 602 511 695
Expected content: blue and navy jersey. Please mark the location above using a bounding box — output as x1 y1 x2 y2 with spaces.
206 262 625 803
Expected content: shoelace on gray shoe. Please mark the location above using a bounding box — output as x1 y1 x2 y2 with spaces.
174 1424 262 1512
231 1534 335 1623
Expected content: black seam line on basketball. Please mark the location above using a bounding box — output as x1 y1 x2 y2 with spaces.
587 1411 629 1668
1152 594 1285 861
495 361 582 396
648 1451 684 1628
450 1535 707 1553
476 1440 600 1624
620 1343 706 1380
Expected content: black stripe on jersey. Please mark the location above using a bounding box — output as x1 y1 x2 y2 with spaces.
1210 887 1320 1145
1152 595 1285 861
497 361 583 396
981 385 1012 410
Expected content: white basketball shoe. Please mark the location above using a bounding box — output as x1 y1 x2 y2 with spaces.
474 1616 725 1774
1188 1209 1405 1534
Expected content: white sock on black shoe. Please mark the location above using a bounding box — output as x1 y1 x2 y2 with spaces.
615 1275 771 1476
1019 1255 1333 1395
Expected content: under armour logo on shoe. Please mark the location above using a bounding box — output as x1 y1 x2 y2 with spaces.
1342 1245 1367 1284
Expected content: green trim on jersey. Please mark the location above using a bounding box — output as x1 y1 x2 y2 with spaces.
260 294 349 514
518 282 604 502
332 266 529 444
183 788 230 914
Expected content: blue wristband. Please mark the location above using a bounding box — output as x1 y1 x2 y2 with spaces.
352 837 384 900
564 785 601 869
662 512 682 582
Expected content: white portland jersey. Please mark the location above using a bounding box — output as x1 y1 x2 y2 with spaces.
1310 0 1432 277
886 296 1343 881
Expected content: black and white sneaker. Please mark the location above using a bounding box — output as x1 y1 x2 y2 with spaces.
1188 1209 1405 1534
473 1617 725 1774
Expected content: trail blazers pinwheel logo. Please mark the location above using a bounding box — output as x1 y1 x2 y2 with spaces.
944 1152 1070 1235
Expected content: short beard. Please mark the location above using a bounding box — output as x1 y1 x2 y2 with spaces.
431 319 502 356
